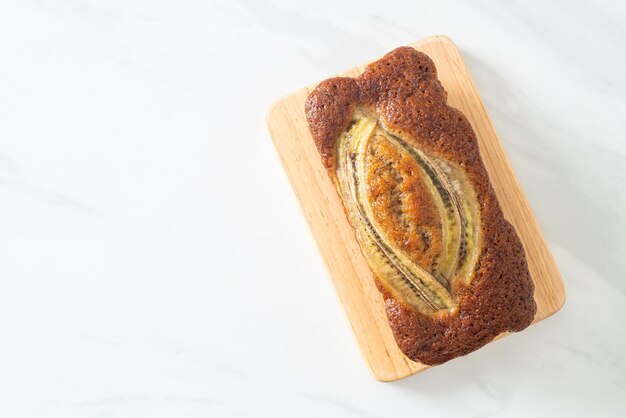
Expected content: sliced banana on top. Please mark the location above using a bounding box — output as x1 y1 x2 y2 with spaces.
335 112 481 315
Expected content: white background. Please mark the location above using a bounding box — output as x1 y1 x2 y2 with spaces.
1 1 624 417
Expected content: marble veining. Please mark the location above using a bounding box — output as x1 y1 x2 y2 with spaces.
0 0 624 417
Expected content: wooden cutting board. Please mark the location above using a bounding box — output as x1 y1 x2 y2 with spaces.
266 35 565 381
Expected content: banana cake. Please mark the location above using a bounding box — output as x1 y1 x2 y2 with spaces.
305 46 536 365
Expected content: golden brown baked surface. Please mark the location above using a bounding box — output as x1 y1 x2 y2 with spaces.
305 46 536 365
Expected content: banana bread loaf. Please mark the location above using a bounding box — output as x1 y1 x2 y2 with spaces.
305 46 536 365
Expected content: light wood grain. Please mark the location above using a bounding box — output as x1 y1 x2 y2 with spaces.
266 35 565 381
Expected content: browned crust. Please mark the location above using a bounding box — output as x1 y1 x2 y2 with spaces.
305 46 536 366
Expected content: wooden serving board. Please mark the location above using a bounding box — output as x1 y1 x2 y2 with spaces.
266 35 565 381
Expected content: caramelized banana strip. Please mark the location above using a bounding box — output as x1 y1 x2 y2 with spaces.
335 112 480 314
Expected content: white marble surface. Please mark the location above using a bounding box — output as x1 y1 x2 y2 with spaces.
0 0 624 416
